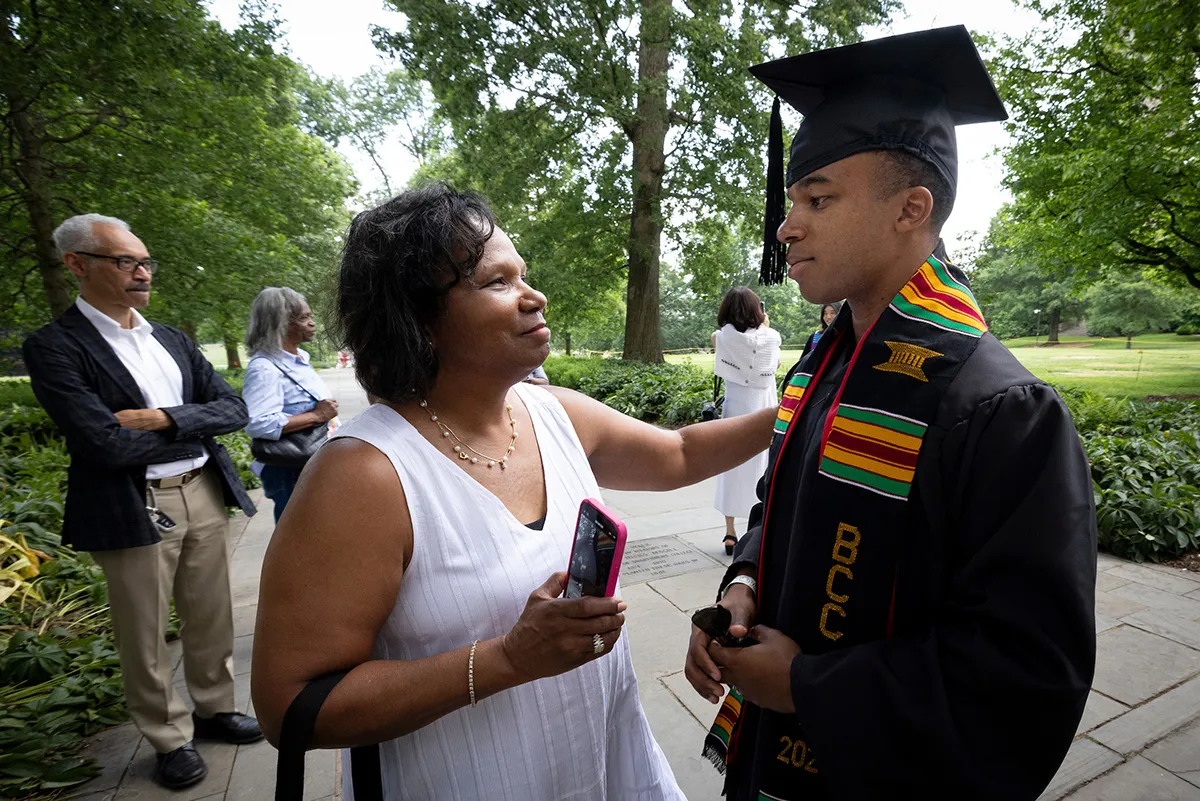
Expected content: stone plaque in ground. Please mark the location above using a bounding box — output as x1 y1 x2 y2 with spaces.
622 536 721 584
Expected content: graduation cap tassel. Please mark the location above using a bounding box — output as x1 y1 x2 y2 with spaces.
759 96 787 286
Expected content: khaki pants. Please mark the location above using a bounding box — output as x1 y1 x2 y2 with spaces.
91 468 236 753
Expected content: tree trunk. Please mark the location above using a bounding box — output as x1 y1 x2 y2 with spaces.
178 319 198 343
1126 334 1133 349
564 330 572 357
8 98 71 319
621 0 670 363
1047 308 1061 343
224 332 242 370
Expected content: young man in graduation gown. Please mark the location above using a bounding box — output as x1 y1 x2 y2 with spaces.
683 26 1097 801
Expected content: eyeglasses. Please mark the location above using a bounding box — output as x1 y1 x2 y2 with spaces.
76 252 159 275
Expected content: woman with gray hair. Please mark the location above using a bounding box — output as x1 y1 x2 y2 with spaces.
242 287 338 522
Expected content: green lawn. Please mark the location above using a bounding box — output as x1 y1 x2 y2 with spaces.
199 343 248 369
1003 334 1200 397
666 334 1200 398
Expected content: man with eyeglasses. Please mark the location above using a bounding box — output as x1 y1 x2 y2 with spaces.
22 214 261 790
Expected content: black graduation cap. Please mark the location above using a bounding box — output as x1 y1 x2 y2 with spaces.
750 25 1008 284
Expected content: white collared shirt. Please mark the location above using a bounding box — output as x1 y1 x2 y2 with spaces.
75 297 208 479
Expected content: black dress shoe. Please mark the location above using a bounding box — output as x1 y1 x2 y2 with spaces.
155 742 208 789
192 711 264 745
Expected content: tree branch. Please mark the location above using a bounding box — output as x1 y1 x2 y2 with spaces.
42 111 110 145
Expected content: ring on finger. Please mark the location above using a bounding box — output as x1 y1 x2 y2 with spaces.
593 633 604 655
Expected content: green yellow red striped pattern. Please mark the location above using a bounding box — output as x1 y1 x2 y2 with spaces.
774 373 811 435
702 687 744 772
890 255 987 338
710 688 742 746
819 403 928 500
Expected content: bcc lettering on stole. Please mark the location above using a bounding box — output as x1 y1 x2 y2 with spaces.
819 523 860 641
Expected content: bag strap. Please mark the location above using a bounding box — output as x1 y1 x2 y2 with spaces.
276 671 383 801
712 375 724 402
251 356 322 404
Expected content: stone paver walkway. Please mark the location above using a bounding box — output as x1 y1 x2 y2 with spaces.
72 369 1200 800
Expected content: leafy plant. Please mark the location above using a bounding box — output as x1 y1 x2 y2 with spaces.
0 630 125 795
545 356 713 426
0 381 39 407
0 530 51 607
1077 397 1200 562
217 430 260 491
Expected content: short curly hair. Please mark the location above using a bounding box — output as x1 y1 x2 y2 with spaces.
874 150 954 234
333 182 497 403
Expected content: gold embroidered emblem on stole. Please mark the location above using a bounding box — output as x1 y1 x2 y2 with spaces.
873 341 942 383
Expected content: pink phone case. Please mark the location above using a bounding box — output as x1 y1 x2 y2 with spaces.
567 498 628 598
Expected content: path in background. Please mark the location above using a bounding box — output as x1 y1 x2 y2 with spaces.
73 369 1200 801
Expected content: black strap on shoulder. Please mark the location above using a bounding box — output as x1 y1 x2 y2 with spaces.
251 356 322 404
276 671 382 801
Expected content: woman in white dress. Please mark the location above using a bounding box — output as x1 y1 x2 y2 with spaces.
251 184 778 801
710 287 782 555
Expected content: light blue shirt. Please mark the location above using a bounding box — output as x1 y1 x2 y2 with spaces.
242 349 330 441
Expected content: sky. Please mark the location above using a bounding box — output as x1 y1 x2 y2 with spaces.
206 0 1043 253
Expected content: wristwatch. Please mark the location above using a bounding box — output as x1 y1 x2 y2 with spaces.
721 574 757 600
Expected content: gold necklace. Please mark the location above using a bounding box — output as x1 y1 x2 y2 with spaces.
419 399 517 470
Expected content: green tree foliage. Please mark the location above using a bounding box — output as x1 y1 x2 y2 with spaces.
0 1 355 358
374 0 895 361
1084 275 1185 348
298 67 446 199
993 0 1200 290
970 207 1082 341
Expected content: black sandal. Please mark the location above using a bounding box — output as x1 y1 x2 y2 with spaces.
723 534 738 556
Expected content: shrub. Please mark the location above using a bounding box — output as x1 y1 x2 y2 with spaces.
217 367 245 394
1056 386 1142 435
1 440 122 795
0 380 38 407
544 356 712 426
1176 324 1197 336
218 430 260 490
1089 429 1200 561
1065 391 1200 562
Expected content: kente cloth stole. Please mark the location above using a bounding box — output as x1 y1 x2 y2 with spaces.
703 255 987 800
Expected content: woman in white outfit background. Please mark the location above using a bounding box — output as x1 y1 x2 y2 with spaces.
251 184 778 801
710 287 782 555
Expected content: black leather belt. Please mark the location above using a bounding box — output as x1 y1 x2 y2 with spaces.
149 466 204 489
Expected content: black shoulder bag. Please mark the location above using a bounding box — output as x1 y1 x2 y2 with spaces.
276 672 382 801
701 375 725 422
249 358 329 468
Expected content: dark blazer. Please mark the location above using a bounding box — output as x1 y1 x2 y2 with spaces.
22 304 256 552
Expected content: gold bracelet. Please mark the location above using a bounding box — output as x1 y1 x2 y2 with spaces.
468 640 480 707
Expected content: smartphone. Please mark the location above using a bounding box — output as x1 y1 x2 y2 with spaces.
760 300 766 313
691 605 758 648
564 498 628 599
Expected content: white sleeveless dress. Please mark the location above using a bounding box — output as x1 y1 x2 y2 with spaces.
331 382 683 801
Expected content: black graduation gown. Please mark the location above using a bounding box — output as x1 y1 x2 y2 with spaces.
723 332 1098 800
